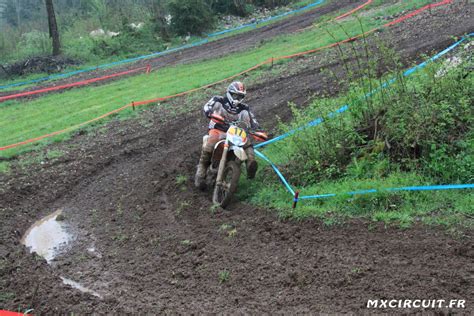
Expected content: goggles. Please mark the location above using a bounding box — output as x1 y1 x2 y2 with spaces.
231 92 245 101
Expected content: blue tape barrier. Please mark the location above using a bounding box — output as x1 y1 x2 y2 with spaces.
254 149 295 196
300 184 474 200
254 35 474 201
256 33 473 149
255 148 474 201
0 0 326 90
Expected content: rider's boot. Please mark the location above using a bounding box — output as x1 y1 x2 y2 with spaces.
245 147 258 179
195 150 212 190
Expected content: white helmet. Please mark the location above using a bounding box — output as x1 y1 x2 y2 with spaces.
226 81 246 106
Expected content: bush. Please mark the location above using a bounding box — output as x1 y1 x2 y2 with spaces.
251 0 297 9
167 0 216 36
210 0 301 17
0 25 20 63
211 0 253 16
17 30 51 57
277 46 473 185
63 19 166 61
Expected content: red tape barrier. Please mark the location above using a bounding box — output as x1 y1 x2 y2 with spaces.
0 66 148 102
0 311 25 316
0 0 454 152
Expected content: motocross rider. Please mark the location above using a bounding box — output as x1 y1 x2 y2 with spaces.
195 81 260 189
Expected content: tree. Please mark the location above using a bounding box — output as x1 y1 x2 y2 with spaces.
149 0 171 40
167 0 215 36
209 0 248 16
45 0 60 55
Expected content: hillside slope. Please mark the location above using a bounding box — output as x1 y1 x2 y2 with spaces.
0 0 360 96
0 1 472 314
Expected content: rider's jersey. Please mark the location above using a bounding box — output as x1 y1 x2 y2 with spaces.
203 96 260 131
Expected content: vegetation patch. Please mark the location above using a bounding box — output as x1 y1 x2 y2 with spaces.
0 161 10 174
239 39 473 228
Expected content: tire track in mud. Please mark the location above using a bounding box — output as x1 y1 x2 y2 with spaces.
0 1 473 314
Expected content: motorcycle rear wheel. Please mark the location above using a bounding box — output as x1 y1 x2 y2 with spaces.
212 161 241 208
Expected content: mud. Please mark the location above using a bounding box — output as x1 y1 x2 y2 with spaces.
0 1 473 314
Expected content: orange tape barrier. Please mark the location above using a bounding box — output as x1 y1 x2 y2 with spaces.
0 0 454 152
0 66 149 102
335 0 373 20
298 0 373 33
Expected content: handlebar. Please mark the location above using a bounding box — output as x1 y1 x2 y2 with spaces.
209 114 268 141
210 114 248 129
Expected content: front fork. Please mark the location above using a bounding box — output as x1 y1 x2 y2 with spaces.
215 142 229 187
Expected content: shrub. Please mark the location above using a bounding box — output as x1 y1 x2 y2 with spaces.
64 19 166 61
17 30 51 57
251 0 297 8
167 0 216 36
211 0 253 16
277 45 473 185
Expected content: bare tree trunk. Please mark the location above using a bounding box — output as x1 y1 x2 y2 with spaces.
45 0 61 56
15 0 20 26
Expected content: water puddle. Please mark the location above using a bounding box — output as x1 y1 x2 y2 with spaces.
21 209 104 299
21 209 72 263
60 277 103 299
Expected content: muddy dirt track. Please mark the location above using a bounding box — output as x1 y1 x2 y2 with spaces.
1 1 473 314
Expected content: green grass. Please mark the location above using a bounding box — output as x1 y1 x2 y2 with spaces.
0 0 437 159
45 149 65 160
0 161 10 174
218 270 230 283
237 172 473 229
175 174 188 186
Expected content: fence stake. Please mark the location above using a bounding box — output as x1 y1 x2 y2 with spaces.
132 101 135 111
146 64 151 74
293 190 300 209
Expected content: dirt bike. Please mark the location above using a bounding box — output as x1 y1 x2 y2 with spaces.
203 114 268 208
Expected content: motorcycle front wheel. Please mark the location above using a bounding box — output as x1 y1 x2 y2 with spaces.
212 161 241 208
